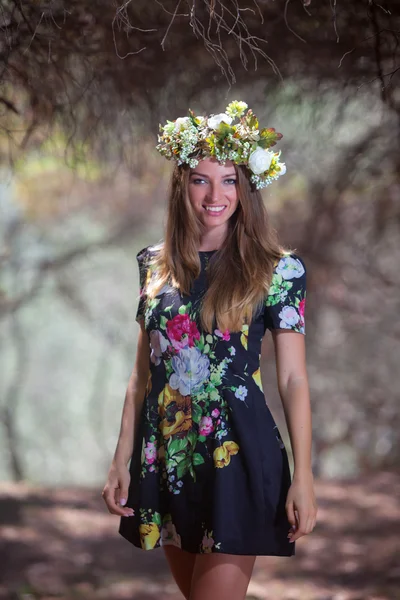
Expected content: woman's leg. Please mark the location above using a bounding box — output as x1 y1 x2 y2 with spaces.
189 553 256 600
163 545 197 600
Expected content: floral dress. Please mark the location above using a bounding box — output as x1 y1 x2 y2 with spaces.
119 244 307 556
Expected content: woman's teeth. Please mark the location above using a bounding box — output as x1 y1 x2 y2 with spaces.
204 205 226 213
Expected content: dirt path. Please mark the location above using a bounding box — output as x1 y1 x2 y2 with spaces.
1 472 399 599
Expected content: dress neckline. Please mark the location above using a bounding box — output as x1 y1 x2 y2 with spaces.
198 249 218 254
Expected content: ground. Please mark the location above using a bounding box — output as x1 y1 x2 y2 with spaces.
0 471 399 600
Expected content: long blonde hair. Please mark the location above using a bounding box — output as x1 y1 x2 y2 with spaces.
146 162 289 333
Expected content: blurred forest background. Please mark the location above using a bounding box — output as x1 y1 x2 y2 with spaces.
1 1 400 599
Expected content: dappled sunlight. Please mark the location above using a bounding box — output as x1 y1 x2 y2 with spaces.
1 472 399 599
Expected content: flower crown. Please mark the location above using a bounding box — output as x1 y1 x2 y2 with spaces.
156 101 286 190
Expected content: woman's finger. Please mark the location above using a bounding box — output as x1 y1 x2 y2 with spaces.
285 500 296 528
102 486 134 517
289 509 308 542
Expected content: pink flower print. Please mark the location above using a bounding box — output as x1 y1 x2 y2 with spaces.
299 297 306 318
144 441 157 465
211 409 220 418
298 298 306 330
199 416 214 436
214 328 230 341
167 314 200 351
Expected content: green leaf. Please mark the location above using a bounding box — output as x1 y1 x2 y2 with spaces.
204 343 210 354
178 305 187 314
244 109 258 129
259 127 283 148
149 298 161 310
192 403 203 424
206 334 213 344
153 511 162 526
265 294 280 307
216 123 235 140
192 453 205 466
188 109 198 127
160 315 168 330
177 458 190 480
168 438 187 456
187 430 198 447
173 452 187 463
198 435 206 443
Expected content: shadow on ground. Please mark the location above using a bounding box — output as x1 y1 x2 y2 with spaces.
0 471 399 600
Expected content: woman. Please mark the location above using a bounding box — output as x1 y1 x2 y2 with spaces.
102 101 317 600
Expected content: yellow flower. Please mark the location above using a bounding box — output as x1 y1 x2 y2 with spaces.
223 440 239 455
139 522 160 550
252 367 263 390
213 440 239 468
240 323 248 350
160 409 192 439
158 384 192 439
214 444 230 468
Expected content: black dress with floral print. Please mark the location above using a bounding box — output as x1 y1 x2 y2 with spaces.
119 244 307 556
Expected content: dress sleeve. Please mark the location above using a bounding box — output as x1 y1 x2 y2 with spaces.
264 253 307 335
135 246 150 323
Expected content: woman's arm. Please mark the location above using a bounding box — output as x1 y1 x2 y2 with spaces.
102 320 150 516
272 329 312 476
271 329 317 543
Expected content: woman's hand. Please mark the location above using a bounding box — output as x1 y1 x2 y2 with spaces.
102 462 135 518
286 471 317 543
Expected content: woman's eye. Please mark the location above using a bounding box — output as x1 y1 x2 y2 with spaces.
190 178 236 185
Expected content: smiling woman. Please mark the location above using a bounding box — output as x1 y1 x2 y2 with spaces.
102 101 317 600
188 160 239 229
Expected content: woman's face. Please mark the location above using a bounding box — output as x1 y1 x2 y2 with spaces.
188 157 239 230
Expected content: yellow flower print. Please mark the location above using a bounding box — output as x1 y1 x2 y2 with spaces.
240 323 248 350
252 366 263 391
158 383 179 417
160 406 192 439
214 445 229 468
213 440 239 468
223 441 239 455
158 384 192 439
139 522 160 550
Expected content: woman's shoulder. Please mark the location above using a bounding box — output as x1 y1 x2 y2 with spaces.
272 250 306 279
136 242 163 263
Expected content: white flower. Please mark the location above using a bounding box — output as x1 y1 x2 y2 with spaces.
174 117 191 131
278 162 286 175
207 113 233 129
248 147 274 175
276 256 305 280
169 346 210 396
279 305 300 328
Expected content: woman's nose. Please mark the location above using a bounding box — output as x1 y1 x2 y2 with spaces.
208 182 222 203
